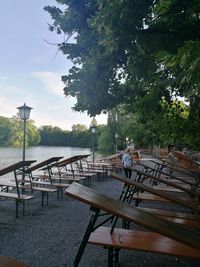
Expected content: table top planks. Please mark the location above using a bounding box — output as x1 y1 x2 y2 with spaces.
0 161 36 176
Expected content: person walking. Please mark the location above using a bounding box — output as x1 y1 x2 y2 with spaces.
122 148 133 178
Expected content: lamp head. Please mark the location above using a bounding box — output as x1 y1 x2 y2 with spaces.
17 103 33 120
91 125 96 134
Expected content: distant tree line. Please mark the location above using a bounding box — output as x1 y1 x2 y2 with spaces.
39 125 92 148
0 99 196 153
0 115 98 149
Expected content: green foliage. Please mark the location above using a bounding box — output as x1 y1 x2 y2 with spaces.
71 124 87 132
0 115 40 147
97 125 113 152
39 124 91 148
0 116 13 146
44 0 200 149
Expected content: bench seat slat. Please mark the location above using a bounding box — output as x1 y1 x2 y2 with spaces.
0 192 34 200
89 227 200 259
0 256 30 267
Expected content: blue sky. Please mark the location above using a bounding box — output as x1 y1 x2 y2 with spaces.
0 0 107 130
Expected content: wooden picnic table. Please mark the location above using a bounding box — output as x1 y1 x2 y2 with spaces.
137 161 198 187
64 183 200 266
0 161 36 176
110 172 200 213
132 166 200 199
27 157 63 172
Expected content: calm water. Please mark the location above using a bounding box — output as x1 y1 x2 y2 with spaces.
0 146 100 182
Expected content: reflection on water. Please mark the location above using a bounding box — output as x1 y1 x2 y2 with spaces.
0 146 95 182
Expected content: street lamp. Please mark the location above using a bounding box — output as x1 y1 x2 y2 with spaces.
91 125 96 162
17 103 33 165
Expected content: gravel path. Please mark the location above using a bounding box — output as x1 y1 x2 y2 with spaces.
0 172 199 267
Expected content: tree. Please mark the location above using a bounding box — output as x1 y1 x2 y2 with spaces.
0 115 40 147
45 0 200 149
72 124 87 132
26 120 41 146
0 116 13 146
10 115 40 147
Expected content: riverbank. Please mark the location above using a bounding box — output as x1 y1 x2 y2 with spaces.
0 174 199 267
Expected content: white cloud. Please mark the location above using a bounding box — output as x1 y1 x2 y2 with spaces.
0 80 30 117
0 71 107 130
32 71 64 96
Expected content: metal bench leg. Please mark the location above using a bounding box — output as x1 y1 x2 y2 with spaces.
16 200 19 218
22 200 25 215
42 192 44 207
108 248 120 267
41 192 49 206
74 207 100 267
108 248 113 267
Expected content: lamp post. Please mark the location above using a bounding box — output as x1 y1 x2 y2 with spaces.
91 125 96 162
126 137 129 147
17 103 33 175
115 133 118 154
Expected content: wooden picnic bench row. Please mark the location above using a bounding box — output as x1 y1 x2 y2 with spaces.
62 157 200 266
64 182 200 266
0 155 113 218
0 157 85 217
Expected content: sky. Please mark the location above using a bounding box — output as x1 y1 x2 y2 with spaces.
0 0 107 130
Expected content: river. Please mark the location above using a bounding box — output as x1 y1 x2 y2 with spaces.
0 146 102 182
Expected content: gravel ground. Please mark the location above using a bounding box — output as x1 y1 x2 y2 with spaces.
0 171 199 267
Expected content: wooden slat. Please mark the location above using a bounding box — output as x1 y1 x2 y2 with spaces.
64 183 200 250
27 157 63 172
89 227 200 259
137 208 200 228
57 155 90 167
0 192 34 200
0 256 30 267
0 161 36 176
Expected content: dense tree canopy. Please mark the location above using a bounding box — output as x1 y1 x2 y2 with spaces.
45 0 200 148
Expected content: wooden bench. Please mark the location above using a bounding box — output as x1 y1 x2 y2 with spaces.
64 183 200 267
88 226 200 266
0 256 30 267
31 186 57 206
0 180 57 206
0 161 36 218
31 180 69 200
0 191 35 218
